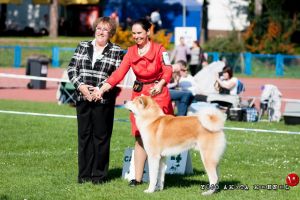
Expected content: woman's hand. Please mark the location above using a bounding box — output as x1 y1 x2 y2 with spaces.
79 84 93 102
150 80 165 96
90 87 103 101
174 74 180 84
92 83 112 101
172 63 181 73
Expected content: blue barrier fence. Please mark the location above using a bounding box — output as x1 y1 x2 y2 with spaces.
1 45 300 77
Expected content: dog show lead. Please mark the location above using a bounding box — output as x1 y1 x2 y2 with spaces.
95 18 174 187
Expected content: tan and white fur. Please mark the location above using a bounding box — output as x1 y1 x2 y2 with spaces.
124 95 226 195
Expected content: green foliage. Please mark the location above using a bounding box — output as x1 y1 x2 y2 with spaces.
111 26 173 50
203 31 245 53
243 16 298 54
0 37 85 48
0 100 300 199
243 0 300 54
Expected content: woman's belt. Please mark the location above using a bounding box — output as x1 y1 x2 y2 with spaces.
133 80 159 92
137 80 159 85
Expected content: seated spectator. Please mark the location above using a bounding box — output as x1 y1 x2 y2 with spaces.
169 60 194 116
211 66 241 112
215 66 238 95
177 60 197 95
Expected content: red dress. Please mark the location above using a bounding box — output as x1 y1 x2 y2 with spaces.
107 41 174 136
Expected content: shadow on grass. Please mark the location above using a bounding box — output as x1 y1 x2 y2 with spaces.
109 167 242 194
163 169 241 193
164 169 206 188
0 194 10 200
215 180 242 193
107 167 123 182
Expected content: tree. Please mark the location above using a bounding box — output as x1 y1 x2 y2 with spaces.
201 0 208 44
254 0 262 16
243 0 300 54
49 0 58 38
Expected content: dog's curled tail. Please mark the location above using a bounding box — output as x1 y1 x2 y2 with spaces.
197 107 226 132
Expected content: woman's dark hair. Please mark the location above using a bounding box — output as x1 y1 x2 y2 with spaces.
222 66 233 78
132 18 152 31
193 40 200 47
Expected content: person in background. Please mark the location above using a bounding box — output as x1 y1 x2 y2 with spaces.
215 66 238 95
123 17 133 30
94 18 174 186
67 17 124 185
168 60 194 116
150 8 162 33
110 11 119 26
189 40 202 76
177 60 197 95
170 36 191 64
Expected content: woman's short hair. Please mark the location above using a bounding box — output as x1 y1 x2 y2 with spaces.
222 66 233 78
193 40 200 47
132 18 152 31
92 17 117 36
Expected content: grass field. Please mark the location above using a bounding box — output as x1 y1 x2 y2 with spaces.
0 100 300 200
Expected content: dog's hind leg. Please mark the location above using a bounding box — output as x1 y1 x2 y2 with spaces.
144 155 160 193
199 145 221 195
201 158 219 195
156 156 166 191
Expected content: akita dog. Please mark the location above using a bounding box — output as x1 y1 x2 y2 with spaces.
124 95 226 195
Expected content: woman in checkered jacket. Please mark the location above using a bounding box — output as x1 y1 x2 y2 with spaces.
67 17 124 185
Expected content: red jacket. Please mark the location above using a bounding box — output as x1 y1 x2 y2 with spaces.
107 41 172 86
107 41 174 136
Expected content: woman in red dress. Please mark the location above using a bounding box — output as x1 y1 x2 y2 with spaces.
95 18 173 186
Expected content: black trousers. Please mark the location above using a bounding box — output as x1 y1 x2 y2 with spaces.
76 100 115 182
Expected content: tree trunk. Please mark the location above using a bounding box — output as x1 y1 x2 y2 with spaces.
254 0 262 16
0 4 7 32
49 0 58 38
200 0 208 44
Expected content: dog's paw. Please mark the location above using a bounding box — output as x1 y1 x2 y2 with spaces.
144 188 155 193
201 189 216 196
155 184 164 191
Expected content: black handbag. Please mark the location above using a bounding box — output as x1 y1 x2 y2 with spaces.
133 80 143 92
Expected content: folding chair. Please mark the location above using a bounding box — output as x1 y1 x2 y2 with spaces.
59 81 76 104
207 93 241 120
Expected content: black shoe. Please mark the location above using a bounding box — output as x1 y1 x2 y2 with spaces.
92 179 104 185
78 177 91 184
92 177 107 185
128 179 142 187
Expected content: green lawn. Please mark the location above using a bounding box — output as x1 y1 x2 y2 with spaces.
0 100 299 200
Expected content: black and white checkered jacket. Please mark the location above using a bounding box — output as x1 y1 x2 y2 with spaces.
67 40 124 103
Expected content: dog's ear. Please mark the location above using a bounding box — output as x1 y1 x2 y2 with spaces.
138 96 148 108
138 97 145 108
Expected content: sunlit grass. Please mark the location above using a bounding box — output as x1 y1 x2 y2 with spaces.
0 100 299 200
